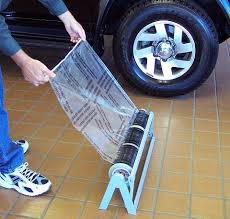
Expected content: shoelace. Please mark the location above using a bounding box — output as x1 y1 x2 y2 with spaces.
16 162 39 182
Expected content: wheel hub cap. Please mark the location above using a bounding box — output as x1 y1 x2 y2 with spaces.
154 39 176 61
133 21 196 81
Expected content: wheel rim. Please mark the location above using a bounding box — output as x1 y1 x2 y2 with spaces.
133 20 196 81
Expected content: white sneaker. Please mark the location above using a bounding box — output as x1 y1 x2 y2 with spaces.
0 162 51 196
14 140 29 154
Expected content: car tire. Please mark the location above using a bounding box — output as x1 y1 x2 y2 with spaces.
113 0 219 97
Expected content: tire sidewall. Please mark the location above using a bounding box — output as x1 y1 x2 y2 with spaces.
114 2 218 96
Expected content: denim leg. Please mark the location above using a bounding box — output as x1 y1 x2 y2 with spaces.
0 67 24 173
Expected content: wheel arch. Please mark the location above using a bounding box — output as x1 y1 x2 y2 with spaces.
97 0 230 42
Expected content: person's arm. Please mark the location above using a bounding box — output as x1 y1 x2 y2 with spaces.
0 0 85 87
0 15 21 56
38 0 86 42
0 14 55 86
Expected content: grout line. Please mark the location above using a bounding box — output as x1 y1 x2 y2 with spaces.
214 68 227 219
6 83 75 218
3 80 50 218
39 125 83 218
75 160 106 219
6 214 38 219
188 90 196 218
152 99 174 219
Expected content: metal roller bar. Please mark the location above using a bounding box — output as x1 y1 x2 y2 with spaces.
99 110 155 215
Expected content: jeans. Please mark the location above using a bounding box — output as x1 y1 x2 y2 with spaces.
0 67 24 173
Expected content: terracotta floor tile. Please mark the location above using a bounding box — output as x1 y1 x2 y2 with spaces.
117 208 153 219
67 160 100 179
57 178 91 201
156 191 188 215
11 196 52 218
163 157 190 174
195 119 218 132
24 153 46 170
23 91 44 100
39 156 72 176
194 145 220 160
195 131 218 146
11 101 35 111
49 142 81 158
149 154 163 172
81 203 117 219
5 90 25 99
196 110 217 120
22 112 48 124
166 141 192 157
11 82 33 91
138 188 155 211
220 133 230 146
1 37 230 219
170 117 193 130
28 139 55 155
131 96 151 109
87 182 108 203
160 173 189 193
154 141 166 157
97 163 111 183
155 215 187 219
33 126 63 140
5 215 27 219
172 106 193 117
60 129 84 143
223 162 230 179
193 159 221 177
221 147 230 161
226 201 230 219
45 175 63 197
77 146 101 162
191 196 223 219
44 114 70 127
144 171 159 189
154 127 168 141
0 189 18 213
220 122 230 133
154 116 169 128
168 129 193 143
10 123 39 139
44 198 82 219
219 111 230 122
8 110 26 122
192 176 222 197
31 101 57 113
224 181 230 199
149 100 172 115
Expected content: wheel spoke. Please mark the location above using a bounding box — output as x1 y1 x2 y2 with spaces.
169 59 192 69
155 23 168 39
174 26 183 44
133 47 152 59
177 43 193 54
138 33 158 41
161 60 173 79
146 55 156 75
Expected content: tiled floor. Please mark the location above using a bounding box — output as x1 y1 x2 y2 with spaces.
0 37 230 219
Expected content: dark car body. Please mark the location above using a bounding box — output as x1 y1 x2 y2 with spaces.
2 0 230 52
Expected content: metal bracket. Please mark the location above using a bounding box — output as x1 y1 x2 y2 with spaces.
99 112 155 215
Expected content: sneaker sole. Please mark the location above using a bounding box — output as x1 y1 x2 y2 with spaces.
0 180 52 196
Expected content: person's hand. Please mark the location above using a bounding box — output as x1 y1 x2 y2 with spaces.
59 11 86 42
11 50 56 86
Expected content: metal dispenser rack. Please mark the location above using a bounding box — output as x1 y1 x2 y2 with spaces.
99 109 155 215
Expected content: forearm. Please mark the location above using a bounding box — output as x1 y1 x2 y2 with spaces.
11 50 31 68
